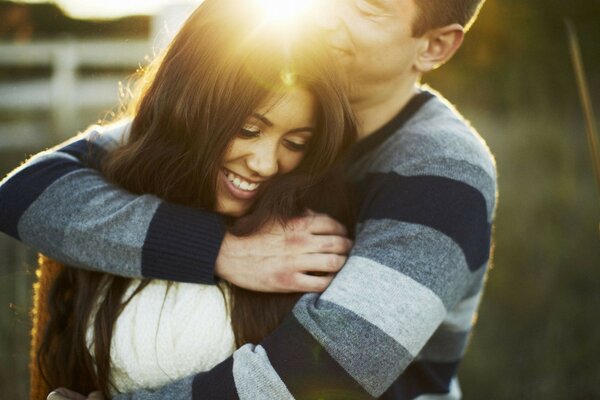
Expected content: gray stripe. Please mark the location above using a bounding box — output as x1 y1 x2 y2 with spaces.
19 168 160 277
402 97 496 179
318 256 446 356
293 295 413 397
233 344 294 400
352 220 476 309
112 375 193 400
355 96 496 181
444 292 482 333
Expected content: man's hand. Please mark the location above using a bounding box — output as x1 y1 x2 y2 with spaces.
47 388 104 400
215 212 352 292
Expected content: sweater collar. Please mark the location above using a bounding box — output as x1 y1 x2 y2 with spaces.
346 90 434 166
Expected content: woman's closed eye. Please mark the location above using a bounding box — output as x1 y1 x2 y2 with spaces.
239 125 261 138
284 138 309 152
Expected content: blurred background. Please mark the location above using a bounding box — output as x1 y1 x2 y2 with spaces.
0 0 599 398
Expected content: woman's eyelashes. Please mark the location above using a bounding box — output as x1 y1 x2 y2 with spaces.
283 139 309 152
239 124 310 152
240 125 261 138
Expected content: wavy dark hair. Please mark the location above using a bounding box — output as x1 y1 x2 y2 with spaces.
30 0 357 398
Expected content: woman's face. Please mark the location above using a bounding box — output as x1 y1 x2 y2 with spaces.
216 87 316 217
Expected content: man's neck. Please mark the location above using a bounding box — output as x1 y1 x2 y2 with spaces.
351 77 419 139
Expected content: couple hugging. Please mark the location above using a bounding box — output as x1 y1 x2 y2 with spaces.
0 0 497 399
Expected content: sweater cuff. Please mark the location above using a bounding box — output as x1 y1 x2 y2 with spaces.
141 202 226 284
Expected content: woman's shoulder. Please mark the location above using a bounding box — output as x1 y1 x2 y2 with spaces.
108 279 236 393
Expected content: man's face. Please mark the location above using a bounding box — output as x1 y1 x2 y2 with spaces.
314 0 423 96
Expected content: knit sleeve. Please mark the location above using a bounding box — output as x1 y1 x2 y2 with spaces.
105 150 497 400
0 122 225 284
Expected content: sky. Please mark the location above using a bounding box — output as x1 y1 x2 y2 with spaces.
18 0 203 19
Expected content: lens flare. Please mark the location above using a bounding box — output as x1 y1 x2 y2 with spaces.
280 69 298 87
255 0 317 24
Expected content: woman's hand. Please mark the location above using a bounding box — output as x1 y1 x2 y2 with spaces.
215 212 353 292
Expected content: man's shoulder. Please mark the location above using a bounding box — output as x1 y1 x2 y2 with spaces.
374 90 496 180
355 89 498 218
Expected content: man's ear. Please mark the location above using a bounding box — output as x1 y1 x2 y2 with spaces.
414 23 464 73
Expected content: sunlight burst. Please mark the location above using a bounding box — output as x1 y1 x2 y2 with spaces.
255 0 317 24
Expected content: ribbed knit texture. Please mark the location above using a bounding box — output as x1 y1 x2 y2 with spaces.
187 89 497 400
0 120 224 284
142 203 224 284
0 89 497 399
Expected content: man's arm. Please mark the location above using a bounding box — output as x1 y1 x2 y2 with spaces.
0 121 350 288
110 150 497 399
0 120 224 283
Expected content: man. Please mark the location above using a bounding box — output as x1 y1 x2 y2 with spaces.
0 0 496 398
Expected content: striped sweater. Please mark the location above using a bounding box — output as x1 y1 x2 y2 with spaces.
0 89 497 399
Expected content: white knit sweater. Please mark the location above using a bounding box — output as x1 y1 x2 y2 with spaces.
86 280 236 395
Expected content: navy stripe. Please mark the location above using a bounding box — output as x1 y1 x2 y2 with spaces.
0 158 81 239
58 139 107 170
380 360 461 399
192 356 239 400
356 173 491 271
142 202 226 284
262 314 374 400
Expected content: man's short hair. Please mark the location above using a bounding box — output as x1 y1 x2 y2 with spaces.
412 0 486 36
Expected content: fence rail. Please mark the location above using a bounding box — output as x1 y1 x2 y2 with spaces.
0 39 152 67
0 39 152 146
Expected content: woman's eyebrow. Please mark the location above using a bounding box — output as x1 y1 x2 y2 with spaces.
251 113 274 127
251 113 314 134
288 127 315 134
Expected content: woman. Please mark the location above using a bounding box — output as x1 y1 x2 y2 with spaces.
30 0 357 398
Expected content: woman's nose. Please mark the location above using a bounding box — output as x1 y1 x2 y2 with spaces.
245 142 279 178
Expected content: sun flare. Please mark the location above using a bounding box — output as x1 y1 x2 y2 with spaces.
255 0 317 24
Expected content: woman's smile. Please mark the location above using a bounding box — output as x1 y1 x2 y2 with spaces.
215 88 316 217
221 168 262 201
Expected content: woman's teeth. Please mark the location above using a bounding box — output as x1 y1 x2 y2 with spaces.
227 172 260 192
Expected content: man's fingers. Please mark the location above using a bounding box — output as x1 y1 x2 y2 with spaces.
47 388 87 400
310 235 353 254
293 273 335 292
302 214 348 236
291 253 347 273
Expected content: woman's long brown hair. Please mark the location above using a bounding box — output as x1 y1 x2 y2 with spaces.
30 0 357 398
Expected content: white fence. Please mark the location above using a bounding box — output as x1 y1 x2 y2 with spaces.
0 39 152 148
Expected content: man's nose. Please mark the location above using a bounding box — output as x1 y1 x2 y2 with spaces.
246 142 279 178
